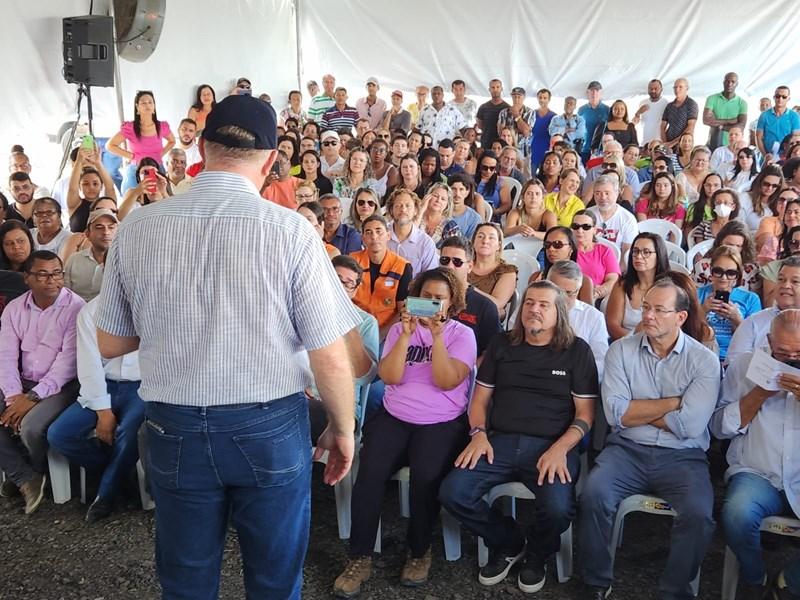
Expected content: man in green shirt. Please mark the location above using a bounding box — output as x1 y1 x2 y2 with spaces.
703 72 748 150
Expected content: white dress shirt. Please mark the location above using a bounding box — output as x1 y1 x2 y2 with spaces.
77 298 140 411
569 300 609 381
726 307 779 366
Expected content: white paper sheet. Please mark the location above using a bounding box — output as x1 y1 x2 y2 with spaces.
746 347 800 392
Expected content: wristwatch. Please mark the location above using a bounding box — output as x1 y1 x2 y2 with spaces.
26 390 41 403
468 426 487 437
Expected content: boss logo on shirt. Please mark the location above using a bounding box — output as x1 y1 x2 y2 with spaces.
551 370 567 376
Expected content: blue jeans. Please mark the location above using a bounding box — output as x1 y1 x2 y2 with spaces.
721 471 791 585
145 394 311 600
578 436 714 600
439 432 579 560
786 556 800 594
47 380 144 500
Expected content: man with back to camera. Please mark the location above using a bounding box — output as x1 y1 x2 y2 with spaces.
95 94 362 600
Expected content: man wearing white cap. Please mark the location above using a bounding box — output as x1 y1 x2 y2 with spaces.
357 77 387 130
320 130 346 178
64 208 119 302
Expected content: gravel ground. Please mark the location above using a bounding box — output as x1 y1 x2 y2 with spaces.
0 462 795 600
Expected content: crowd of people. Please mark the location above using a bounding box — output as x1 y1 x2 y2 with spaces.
1 70 800 600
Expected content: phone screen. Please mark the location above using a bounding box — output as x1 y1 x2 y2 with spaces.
81 134 94 150
714 290 730 303
406 297 442 318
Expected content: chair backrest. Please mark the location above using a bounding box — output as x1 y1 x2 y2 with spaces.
669 260 691 275
503 235 543 260
503 288 519 331
596 236 621 263
638 218 683 246
502 250 540 327
664 240 687 266
354 383 371 439
500 176 523 208
483 202 493 223
686 238 713 269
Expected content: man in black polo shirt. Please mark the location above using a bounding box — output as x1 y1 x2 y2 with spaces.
439 237 501 360
440 281 598 594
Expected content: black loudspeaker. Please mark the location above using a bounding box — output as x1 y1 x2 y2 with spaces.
63 16 115 87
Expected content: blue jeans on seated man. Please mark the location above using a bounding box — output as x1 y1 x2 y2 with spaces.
47 380 144 502
721 471 792 586
578 435 715 600
439 432 580 560
144 393 312 600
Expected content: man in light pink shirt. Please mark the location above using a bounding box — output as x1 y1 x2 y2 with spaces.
0 250 84 514
356 77 387 130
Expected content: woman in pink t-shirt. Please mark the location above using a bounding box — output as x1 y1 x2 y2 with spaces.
334 268 477 593
572 210 621 301
107 90 175 193
635 171 686 229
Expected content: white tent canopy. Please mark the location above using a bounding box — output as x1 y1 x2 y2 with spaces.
2 0 799 184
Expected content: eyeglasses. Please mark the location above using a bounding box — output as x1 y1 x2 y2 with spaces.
786 209 800 217
601 162 617 169
631 248 654 258
790 239 800 249
378 134 391 139
322 141 338 147
33 210 57 218
439 256 465 267
543 240 568 250
371 147 387 154
295 193 315 200
28 270 65 282
480 164 496 172
571 223 593 231
775 94 789 99
641 303 678 317
711 266 739 279
356 199 377 208
762 181 780 189
337 276 360 291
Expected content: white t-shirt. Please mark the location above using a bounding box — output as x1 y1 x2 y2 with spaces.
738 192 771 232
31 226 72 255
321 156 345 178
588 205 638 250
179 142 202 167
710 145 735 177
447 98 478 126
638 97 669 144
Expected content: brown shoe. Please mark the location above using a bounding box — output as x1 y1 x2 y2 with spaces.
400 549 431 587
0 479 20 498
333 556 372 598
19 473 47 515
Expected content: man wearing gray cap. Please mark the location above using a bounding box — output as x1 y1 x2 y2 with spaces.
357 77 387 130
64 208 119 302
95 94 362 599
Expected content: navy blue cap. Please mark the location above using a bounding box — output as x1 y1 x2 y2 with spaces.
202 95 277 150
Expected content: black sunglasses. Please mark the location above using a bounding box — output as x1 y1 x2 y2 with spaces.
439 256 465 267
571 223 593 231
544 240 568 249
711 266 739 279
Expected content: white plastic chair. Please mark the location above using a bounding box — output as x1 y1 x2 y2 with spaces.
596 237 621 263
313 383 371 539
500 176 522 208
374 466 462 561
484 203 493 223
476 482 573 583
47 448 72 504
503 236 543 260
503 249 541 327
664 241 687 266
638 219 683 246
686 239 713 269
669 261 691 275
610 495 700 596
721 516 800 600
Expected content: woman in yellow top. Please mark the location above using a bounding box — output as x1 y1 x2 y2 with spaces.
543 168 584 226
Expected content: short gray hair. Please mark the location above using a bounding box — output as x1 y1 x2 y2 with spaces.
203 125 270 165
547 259 583 284
772 308 800 335
780 256 800 271
594 173 619 192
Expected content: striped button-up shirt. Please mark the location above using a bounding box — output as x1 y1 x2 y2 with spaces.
96 171 362 406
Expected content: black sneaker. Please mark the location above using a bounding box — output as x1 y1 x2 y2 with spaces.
517 554 546 593
478 541 526 586
85 496 114 524
582 584 612 599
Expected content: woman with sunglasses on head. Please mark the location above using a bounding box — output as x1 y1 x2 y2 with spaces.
60 197 119 263
349 187 382 233
605 232 670 340
739 164 784 232
504 179 557 239
107 90 175 193
683 172 724 243
468 223 518 319
187 84 216 132
761 222 800 307
420 183 460 248
571 210 621 301
697 245 761 362
688 187 741 247
692 220 761 294
724 147 758 192
296 150 333 196
531 226 593 303
756 188 800 264
66 144 118 233
475 151 512 218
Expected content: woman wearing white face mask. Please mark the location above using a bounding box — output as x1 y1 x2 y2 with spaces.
689 188 742 246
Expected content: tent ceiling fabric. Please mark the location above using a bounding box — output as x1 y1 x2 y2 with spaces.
297 0 800 99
